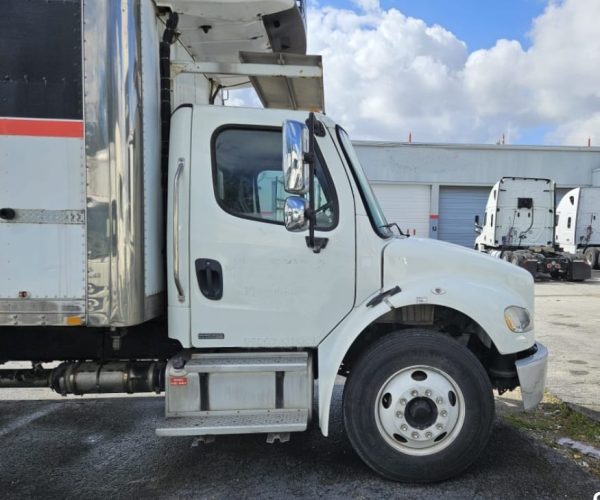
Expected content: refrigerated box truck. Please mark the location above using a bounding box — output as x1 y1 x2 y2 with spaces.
0 0 548 483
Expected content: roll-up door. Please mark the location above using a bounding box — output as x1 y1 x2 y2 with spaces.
371 184 430 237
438 186 491 247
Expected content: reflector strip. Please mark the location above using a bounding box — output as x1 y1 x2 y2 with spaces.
170 377 188 386
0 118 84 138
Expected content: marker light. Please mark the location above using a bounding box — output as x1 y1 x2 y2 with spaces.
504 306 532 333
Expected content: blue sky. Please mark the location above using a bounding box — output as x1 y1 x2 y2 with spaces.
324 0 547 51
296 0 600 146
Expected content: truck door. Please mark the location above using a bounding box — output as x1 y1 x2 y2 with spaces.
187 106 356 348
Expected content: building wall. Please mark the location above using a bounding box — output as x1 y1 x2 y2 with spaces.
354 141 600 246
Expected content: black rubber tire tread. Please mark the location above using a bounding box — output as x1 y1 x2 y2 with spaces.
584 247 599 269
343 329 495 483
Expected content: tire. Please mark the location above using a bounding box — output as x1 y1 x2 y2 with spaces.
502 251 513 262
583 248 599 269
343 330 494 483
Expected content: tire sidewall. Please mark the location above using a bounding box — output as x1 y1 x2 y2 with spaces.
343 331 494 482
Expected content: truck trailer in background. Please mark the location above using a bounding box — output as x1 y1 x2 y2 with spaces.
475 177 590 281
0 0 548 483
555 187 600 269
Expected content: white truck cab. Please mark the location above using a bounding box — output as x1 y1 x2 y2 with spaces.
158 105 548 480
556 187 600 269
0 0 548 483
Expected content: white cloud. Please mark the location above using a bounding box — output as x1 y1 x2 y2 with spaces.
307 5 472 141
306 0 600 145
228 0 600 145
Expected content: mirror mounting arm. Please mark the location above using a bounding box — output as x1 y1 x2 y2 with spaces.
306 112 318 253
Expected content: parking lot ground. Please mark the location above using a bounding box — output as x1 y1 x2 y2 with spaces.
1 389 600 499
534 270 600 418
1 272 600 497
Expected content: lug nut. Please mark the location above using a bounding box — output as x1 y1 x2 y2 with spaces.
440 410 448 417
396 411 403 418
436 397 443 404
411 432 419 439
436 423 443 430
425 390 432 397
425 432 433 438
411 390 418 397
400 398 407 405
401 424 408 431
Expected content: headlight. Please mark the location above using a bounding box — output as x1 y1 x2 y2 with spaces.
504 306 533 333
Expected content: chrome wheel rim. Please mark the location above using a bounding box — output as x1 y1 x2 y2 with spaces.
374 365 466 456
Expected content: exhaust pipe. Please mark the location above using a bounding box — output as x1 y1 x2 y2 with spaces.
0 361 166 395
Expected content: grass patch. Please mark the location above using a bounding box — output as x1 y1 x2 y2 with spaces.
498 392 600 478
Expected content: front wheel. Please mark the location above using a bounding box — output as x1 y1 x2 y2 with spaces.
343 330 494 482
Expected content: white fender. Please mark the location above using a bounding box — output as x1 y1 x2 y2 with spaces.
317 275 535 436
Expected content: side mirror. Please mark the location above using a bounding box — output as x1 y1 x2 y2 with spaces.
282 120 309 194
474 215 482 234
284 196 309 232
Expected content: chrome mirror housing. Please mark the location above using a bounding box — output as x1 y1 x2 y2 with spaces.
282 120 309 194
284 196 309 232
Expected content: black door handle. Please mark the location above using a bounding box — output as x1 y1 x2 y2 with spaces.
195 259 223 300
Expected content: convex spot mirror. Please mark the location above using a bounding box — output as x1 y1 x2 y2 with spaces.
284 196 309 232
282 120 309 194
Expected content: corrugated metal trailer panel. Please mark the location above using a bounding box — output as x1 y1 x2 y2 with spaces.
438 186 491 247
371 184 430 237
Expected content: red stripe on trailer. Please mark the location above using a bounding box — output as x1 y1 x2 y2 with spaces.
0 118 84 138
429 214 439 219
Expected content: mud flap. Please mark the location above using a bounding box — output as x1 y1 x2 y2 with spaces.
521 259 538 277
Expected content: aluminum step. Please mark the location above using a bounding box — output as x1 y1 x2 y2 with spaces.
185 352 308 373
156 409 308 437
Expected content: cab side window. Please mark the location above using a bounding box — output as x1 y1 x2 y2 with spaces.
213 127 336 229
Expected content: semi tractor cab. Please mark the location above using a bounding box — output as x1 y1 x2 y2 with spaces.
556 187 600 269
474 177 591 281
0 0 548 483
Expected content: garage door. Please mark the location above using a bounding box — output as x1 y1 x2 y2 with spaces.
371 184 430 237
438 186 491 247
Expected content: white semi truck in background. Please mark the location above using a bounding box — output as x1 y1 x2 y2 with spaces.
0 0 548 483
555 187 600 270
474 177 591 281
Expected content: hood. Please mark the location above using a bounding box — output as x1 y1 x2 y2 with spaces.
382 237 534 311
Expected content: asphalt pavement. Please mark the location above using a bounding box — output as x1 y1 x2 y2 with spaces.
1 387 599 499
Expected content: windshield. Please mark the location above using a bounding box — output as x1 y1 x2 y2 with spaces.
336 127 392 238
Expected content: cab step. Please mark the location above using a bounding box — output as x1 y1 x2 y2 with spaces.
184 352 308 373
156 409 308 437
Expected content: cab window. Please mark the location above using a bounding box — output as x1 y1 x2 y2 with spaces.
213 127 336 230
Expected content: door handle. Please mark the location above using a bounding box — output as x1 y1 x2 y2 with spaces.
173 158 185 302
195 259 223 300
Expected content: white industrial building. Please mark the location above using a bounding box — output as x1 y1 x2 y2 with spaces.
355 141 600 248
